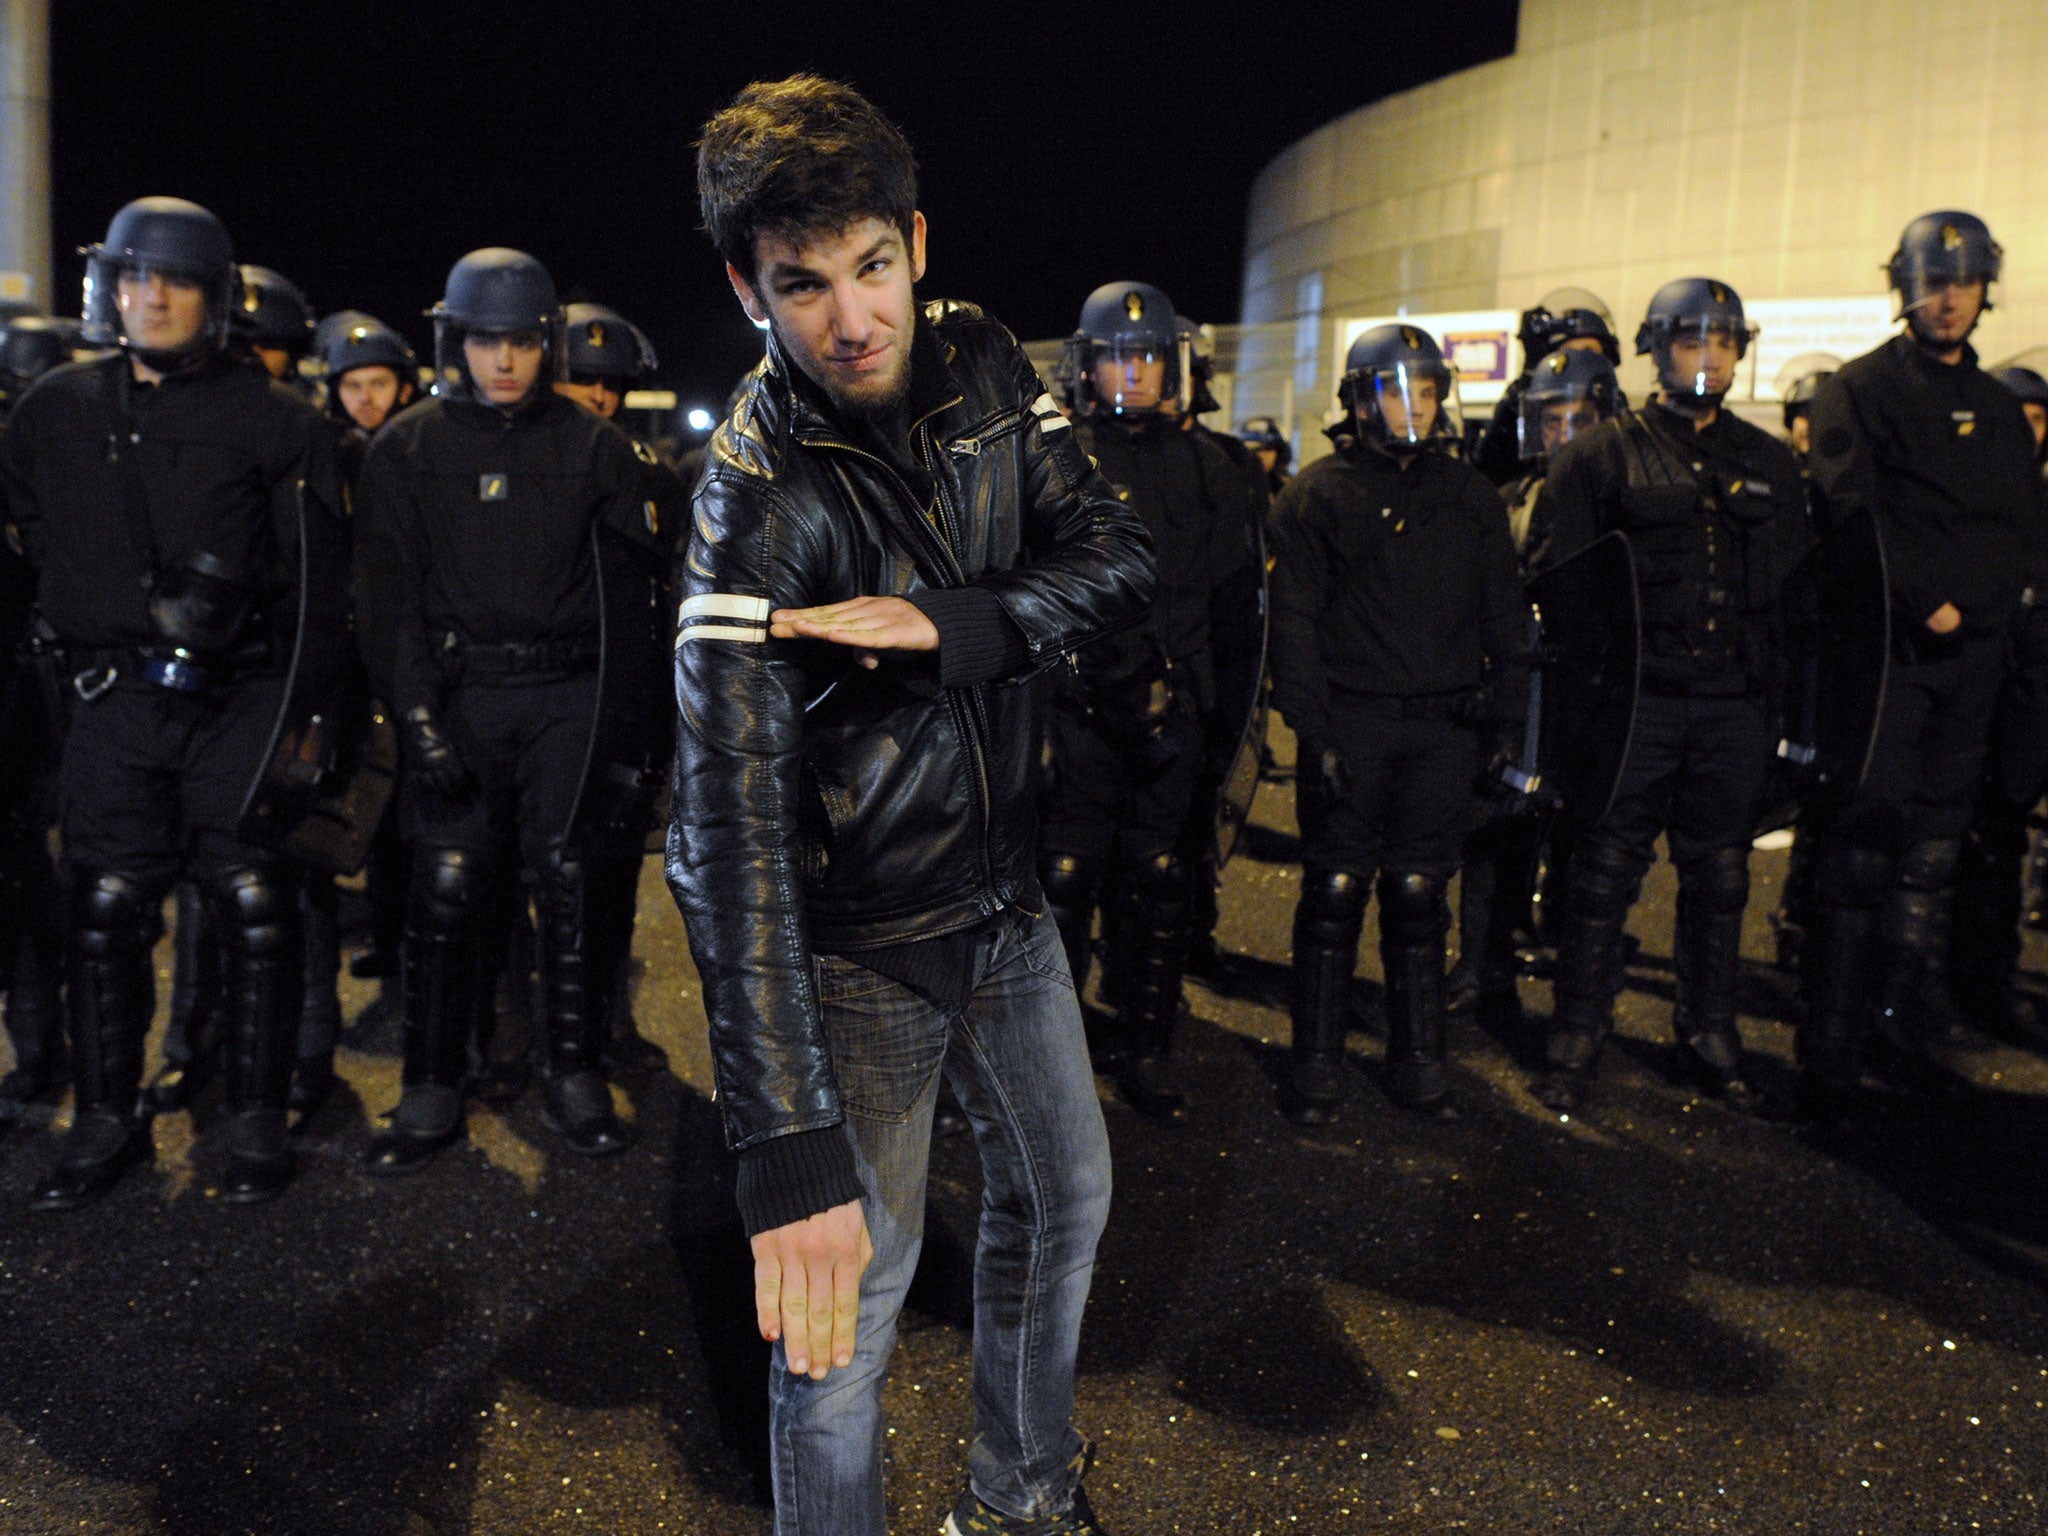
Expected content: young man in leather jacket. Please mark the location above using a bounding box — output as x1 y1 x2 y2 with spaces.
672 74 1154 1536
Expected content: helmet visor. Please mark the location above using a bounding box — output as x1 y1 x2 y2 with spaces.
1359 362 1457 446
1517 386 1610 462
1090 333 1181 415
1655 316 1753 399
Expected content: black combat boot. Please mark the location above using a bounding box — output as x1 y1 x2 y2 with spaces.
1532 837 1636 1114
1671 847 1764 1112
147 880 221 1113
1110 853 1193 1122
535 845 633 1157
1795 840 1888 1125
1284 869 1366 1125
366 850 477 1176
289 875 344 1118
216 866 302 1203
33 873 155 1211
1380 871 1456 1119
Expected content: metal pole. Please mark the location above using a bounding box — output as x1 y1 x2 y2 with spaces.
0 0 51 310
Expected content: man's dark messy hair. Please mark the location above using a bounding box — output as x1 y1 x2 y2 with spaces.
697 75 919 284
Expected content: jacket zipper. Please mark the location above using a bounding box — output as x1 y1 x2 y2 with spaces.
796 405 1005 910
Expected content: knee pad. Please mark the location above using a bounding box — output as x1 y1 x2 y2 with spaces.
207 863 296 958
1039 851 1097 914
413 846 485 937
1897 837 1959 892
1377 870 1447 949
1679 845 1750 916
71 870 158 959
1571 835 1642 917
1817 837 1893 910
1296 868 1368 951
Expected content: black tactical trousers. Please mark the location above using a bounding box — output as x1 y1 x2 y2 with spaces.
1549 691 1769 1069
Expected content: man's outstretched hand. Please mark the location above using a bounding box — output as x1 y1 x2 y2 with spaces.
771 596 937 668
751 1198 873 1379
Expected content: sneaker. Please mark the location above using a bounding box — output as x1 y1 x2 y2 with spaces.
942 1480 1106 1534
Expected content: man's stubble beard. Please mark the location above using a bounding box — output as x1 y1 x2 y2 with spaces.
774 310 916 423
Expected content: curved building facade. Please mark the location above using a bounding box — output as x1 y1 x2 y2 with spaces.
1239 0 2048 458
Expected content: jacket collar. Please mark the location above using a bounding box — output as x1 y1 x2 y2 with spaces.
764 306 962 448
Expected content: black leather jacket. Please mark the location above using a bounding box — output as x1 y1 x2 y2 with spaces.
665 300 1154 1162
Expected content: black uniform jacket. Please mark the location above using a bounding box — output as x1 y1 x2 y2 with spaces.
1808 334 2035 638
1539 402 1810 696
1071 413 1260 709
351 388 661 717
3 351 345 675
665 300 1153 1163
1267 436 1528 747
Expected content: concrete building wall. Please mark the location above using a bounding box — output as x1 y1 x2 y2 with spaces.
1240 0 2048 454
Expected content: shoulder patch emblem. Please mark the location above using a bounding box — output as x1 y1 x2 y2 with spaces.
632 439 660 466
479 473 508 502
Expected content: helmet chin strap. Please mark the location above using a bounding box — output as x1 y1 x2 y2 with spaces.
126 341 210 376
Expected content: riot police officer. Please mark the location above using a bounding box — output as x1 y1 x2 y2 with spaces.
1449 346 1622 1020
233 264 316 386
323 315 418 441
3 197 347 1205
1473 288 1625 485
1949 363 2048 1042
1529 279 1809 1116
1039 280 1260 1118
0 316 87 418
352 247 664 1171
1780 366 1837 460
552 298 683 1077
1269 323 1528 1123
1801 213 2038 1118
1239 416 1292 499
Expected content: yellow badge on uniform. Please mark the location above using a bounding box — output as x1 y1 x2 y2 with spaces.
479 473 508 501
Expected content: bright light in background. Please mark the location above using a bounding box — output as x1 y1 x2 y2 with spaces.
686 407 715 432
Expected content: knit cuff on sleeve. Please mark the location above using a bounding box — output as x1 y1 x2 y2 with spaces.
733 1123 867 1239
909 585 1031 688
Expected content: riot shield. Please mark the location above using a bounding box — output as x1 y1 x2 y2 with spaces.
1211 520 1270 868
237 478 392 871
564 520 670 857
1811 506 1890 795
1524 531 1641 823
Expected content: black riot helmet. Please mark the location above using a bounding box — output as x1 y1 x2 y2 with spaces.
1888 210 2001 320
1518 286 1621 367
563 302 658 385
80 196 237 356
1339 323 1460 452
232 265 316 355
1991 365 2048 461
1062 280 1187 419
1239 415 1291 470
0 315 87 412
322 315 418 383
426 247 564 398
1635 277 1755 403
1517 346 1619 463
1775 351 1840 432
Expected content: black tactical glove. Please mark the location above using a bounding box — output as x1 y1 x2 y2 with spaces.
1306 743 1349 805
401 706 472 798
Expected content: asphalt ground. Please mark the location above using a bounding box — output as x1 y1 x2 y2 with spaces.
2 747 2046 1534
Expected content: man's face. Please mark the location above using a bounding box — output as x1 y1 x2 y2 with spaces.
556 375 624 419
1367 373 1438 442
337 364 406 432
1560 335 1606 356
253 345 292 381
1788 413 1813 456
463 330 546 407
728 212 926 419
1540 399 1599 452
1666 326 1739 397
1092 352 1165 414
1253 444 1280 474
1909 278 1987 350
2024 400 2048 451
116 266 209 354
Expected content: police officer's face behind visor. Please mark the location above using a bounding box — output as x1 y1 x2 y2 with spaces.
728 213 928 419
116 266 208 355
464 330 546 407
1666 327 1739 398
1092 352 1165 413
1541 400 1598 452
337 364 405 433
1365 374 1438 442
1909 278 1987 351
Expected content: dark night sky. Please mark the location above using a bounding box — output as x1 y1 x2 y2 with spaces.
52 2 1519 412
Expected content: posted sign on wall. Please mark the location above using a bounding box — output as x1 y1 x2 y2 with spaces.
1338 310 1520 407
